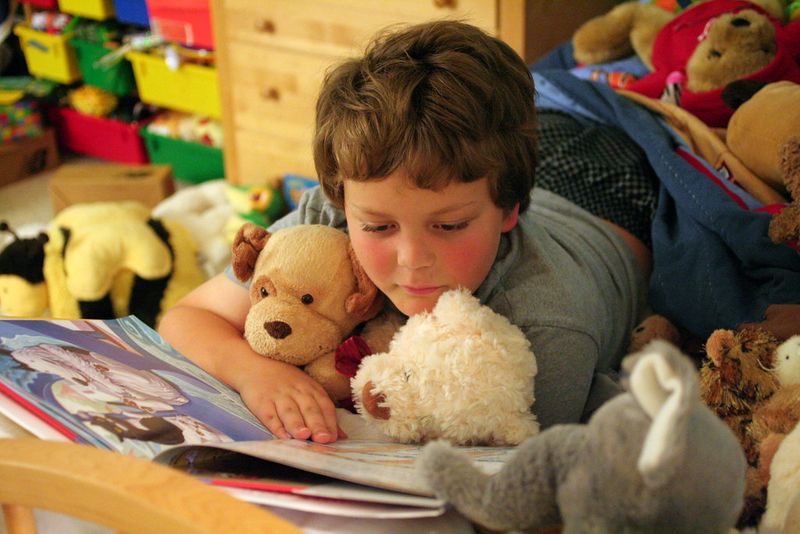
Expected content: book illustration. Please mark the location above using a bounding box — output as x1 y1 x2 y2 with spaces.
0 317 271 457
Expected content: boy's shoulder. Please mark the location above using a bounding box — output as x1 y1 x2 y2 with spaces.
269 186 347 232
487 189 640 328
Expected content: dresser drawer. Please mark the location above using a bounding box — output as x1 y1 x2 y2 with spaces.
226 41 329 137
232 128 317 186
219 0 497 57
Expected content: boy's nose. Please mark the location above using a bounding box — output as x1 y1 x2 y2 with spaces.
396 235 434 270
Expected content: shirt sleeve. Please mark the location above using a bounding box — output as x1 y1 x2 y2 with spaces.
268 186 347 232
523 324 604 428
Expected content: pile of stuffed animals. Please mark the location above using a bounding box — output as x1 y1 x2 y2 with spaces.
572 0 800 127
572 0 800 253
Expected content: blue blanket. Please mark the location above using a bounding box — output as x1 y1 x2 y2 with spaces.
532 44 800 339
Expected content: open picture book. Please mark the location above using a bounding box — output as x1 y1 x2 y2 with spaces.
0 316 517 518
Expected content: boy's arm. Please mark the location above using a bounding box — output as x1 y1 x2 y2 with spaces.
158 273 340 443
523 325 601 428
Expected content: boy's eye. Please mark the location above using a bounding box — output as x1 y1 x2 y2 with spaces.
360 223 393 233
435 221 469 232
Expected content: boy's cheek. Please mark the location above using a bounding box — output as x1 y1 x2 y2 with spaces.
350 237 393 285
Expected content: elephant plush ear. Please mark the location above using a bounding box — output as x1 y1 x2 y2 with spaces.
344 243 383 321
231 223 271 282
627 341 698 486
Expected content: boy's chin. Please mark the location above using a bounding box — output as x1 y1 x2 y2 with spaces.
391 293 441 317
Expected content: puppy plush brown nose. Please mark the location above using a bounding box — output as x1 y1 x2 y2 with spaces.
264 321 292 339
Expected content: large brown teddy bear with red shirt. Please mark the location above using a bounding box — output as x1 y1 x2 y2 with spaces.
572 0 800 126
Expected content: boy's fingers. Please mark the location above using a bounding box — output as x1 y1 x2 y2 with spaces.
296 398 335 443
314 393 339 439
257 402 291 439
275 398 312 440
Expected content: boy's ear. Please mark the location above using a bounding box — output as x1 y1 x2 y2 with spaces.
501 203 520 232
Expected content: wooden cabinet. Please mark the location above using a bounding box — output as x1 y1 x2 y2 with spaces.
211 0 618 185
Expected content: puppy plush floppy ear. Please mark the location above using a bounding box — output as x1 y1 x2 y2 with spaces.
345 243 383 321
231 223 270 282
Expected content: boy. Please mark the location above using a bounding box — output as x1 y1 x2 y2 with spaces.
159 20 653 444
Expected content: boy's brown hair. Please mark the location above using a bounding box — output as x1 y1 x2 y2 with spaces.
314 20 538 212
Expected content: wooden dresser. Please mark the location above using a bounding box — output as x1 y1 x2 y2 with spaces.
211 0 617 185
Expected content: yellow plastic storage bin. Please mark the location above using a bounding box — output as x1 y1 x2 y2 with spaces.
57 0 116 20
13 25 81 84
127 51 220 119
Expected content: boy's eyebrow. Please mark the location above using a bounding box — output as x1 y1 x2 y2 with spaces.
351 201 480 217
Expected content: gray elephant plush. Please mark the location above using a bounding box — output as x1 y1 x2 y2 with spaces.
417 341 747 533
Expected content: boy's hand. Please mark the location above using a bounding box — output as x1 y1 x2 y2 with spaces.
237 359 344 443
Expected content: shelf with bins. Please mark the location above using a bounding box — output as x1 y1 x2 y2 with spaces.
12 0 225 183
13 0 151 163
127 0 225 183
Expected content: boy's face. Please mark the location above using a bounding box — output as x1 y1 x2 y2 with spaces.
344 169 519 316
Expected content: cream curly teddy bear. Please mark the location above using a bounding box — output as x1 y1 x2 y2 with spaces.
351 288 539 446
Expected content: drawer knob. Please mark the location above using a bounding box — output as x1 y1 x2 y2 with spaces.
433 0 456 8
261 87 281 101
257 19 276 33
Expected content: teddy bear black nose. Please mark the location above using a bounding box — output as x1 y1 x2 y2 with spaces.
731 17 750 27
264 321 292 339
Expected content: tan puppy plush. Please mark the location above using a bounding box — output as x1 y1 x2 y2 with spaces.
352 288 540 446
231 223 384 402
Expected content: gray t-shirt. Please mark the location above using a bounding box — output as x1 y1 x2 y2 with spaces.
268 186 648 427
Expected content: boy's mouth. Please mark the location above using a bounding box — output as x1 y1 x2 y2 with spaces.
401 285 442 296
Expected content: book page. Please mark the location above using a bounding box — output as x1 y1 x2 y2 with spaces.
0 316 271 458
157 438 517 497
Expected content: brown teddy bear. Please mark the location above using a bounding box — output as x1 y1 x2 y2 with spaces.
725 81 800 197
572 0 800 126
230 223 388 403
768 137 800 246
700 326 800 525
628 314 683 353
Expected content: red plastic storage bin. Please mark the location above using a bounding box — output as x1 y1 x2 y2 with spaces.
145 0 214 49
19 0 59 9
48 107 150 164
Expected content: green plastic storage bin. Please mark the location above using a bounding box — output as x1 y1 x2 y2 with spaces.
71 38 135 96
141 128 224 183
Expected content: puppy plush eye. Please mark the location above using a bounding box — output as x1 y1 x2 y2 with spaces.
260 287 268 298
301 294 314 305
708 50 721 59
